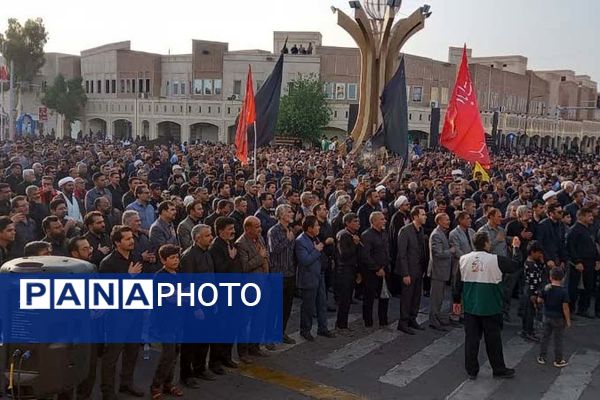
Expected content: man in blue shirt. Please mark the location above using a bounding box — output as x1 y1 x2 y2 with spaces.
126 185 155 234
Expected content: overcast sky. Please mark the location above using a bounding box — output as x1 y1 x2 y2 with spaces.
2 0 599 82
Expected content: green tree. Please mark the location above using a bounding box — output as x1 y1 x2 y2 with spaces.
42 74 87 131
0 18 48 82
277 75 332 143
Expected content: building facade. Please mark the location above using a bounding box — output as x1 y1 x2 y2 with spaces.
4 31 600 152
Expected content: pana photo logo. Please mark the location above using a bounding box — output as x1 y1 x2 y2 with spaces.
20 279 262 310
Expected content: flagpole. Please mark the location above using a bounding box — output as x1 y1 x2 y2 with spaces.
253 121 258 179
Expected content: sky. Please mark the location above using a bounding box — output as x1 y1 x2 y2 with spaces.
1 0 599 82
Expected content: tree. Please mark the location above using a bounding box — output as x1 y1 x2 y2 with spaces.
42 74 87 131
277 75 332 143
0 18 48 82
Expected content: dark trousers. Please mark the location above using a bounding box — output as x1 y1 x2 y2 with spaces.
502 269 522 316
282 276 296 332
400 273 423 324
464 313 507 376
539 317 565 362
180 343 212 380
568 264 596 314
152 344 180 388
335 267 356 329
300 273 328 335
521 288 537 335
101 343 140 396
362 269 389 327
209 344 233 368
77 343 101 399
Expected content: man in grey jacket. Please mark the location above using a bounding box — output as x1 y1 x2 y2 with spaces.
449 211 476 322
428 213 456 331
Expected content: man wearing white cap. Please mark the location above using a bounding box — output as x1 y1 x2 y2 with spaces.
375 185 389 217
389 196 411 266
58 177 83 223
542 190 558 206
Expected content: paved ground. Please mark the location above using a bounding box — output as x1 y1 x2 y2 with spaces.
91 297 600 400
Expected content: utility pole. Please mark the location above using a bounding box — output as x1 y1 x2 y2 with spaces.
8 59 15 141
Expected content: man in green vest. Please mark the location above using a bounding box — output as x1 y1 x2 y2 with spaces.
453 231 522 380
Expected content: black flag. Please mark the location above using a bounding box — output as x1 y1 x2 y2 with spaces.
379 56 409 167
248 53 284 149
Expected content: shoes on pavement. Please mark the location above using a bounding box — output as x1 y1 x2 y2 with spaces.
327 305 337 312
468 374 478 380
300 332 315 342
283 334 296 345
493 368 515 379
522 332 541 342
265 343 277 350
119 385 145 397
222 359 239 369
318 330 336 338
162 385 183 397
210 365 226 375
409 320 425 330
182 378 201 389
397 324 415 335
537 356 547 365
554 360 568 368
249 348 269 357
194 370 217 381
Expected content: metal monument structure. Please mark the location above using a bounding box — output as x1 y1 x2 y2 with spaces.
332 0 432 148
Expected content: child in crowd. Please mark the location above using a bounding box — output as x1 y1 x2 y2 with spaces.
151 244 184 399
521 241 545 342
537 267 571 368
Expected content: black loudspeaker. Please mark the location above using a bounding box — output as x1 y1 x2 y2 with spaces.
1 256 95 398
348 104 359 133
429 107 441 148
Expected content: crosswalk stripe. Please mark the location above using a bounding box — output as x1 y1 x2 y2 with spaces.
540 350 600 400
378 328 464 387
269 314 361 354
316 313 429 370
445 336 534 400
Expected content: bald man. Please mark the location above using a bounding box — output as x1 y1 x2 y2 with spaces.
236 216 270 361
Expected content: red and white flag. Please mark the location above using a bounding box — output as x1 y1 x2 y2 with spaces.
440 45 491 167
235 65 256 165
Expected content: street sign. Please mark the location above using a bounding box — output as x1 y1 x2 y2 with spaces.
38 106 48 122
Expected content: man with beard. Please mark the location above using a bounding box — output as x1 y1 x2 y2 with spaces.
41 215 68 256
243 180 260 216
177 200 205 250
9 195 39 258
58 177 84 223
229 197 248 241
49 198 81 238
26 185 50 228
85 172 112 213
209 217 240 374
179 224 218 387
83 211 112 267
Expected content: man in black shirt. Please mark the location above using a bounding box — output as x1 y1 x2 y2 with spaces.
360 212 390 328
83 211 112 267
98 226 144 400
335 213 361 331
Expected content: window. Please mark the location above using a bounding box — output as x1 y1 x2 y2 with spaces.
419 114 423 121
188 106 191 113
139 79 144 94
233 80 242 96
227 107 231 115
208 106 212 114
334 110 338 118
406 85 411 99
323 83 334 99
214 79 222 95
126 80 131 93
97 80 102 93
412 86 423 102
218 107 221 114
146 79 150 93
193 79 202 95
181 82 186 95
409 113 412 120
174 82 179 95
105 80 110 94
111 80 116 93
132 79 136 93
431 87 439 103
203 79 213 95
180 105 183 112
335 83 346 100
441 87 449 104
345 111 349 119
85 80 89 93
347 83 357 100
560 76 566 82
166 81 170 96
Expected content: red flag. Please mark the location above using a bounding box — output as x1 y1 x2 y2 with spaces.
235 66 256 165
0 65 8 81
440 45 491 167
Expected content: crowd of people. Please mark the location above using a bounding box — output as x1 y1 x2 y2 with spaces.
1 136 599 398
